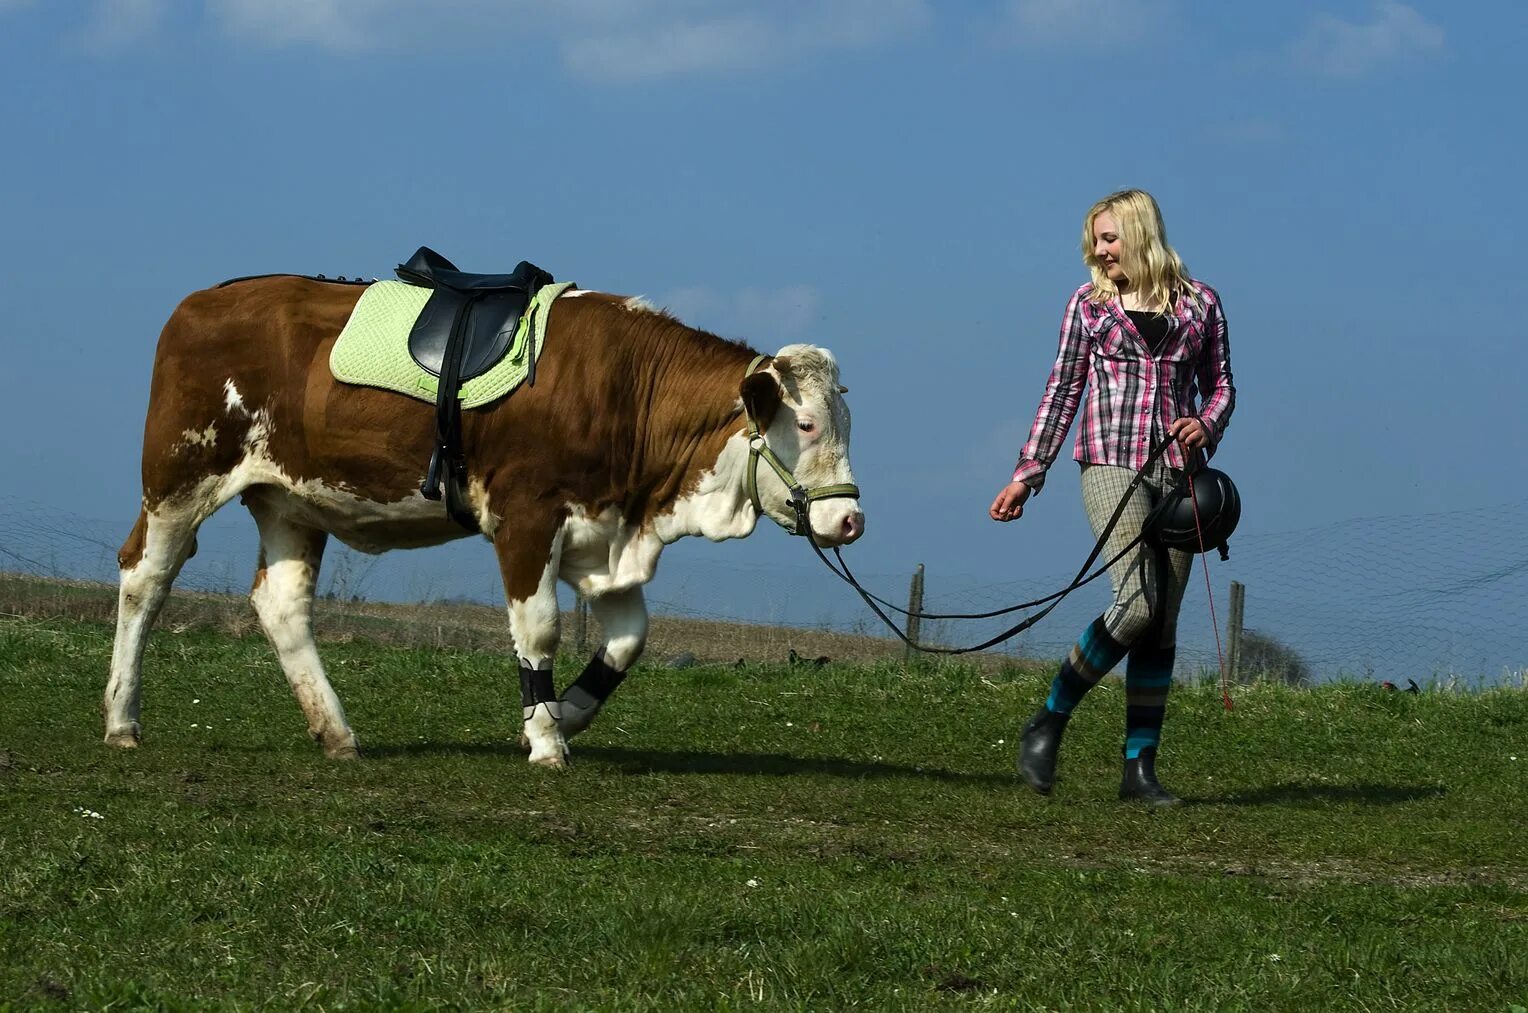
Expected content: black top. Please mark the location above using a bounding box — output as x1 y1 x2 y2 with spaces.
1126 309 1172 354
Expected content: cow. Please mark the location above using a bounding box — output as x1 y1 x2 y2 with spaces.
103 274 864 767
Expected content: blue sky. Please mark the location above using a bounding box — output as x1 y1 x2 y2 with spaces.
1 1 1523 659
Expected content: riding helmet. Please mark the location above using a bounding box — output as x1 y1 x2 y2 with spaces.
1144 467 1241 558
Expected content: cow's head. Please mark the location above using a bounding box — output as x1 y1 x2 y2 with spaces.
739 345 864 546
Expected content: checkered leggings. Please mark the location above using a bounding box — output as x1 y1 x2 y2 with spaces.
1079 461 1194 649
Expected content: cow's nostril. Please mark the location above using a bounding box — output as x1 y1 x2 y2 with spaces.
842 512 864 542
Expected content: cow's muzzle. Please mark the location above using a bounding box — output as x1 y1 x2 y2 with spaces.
746 437 860 541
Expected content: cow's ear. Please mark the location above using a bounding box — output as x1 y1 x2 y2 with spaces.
740 371 781 430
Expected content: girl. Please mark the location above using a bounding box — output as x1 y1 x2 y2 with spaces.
989 189 1236 805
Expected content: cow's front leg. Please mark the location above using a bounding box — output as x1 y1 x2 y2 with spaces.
495 519 569 768
560 585 648 739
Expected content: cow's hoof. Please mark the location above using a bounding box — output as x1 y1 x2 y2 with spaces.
528 750 571 770
319 731 361 760
104 730 141 750
323 738 361 760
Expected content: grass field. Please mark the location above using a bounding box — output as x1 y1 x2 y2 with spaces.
2 601 1526 1010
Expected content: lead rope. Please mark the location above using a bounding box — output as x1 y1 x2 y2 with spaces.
808 442 1176 655
1188 474 1232 711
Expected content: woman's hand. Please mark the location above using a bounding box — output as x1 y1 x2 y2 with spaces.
1168 417 1210 451
989 480 1032 522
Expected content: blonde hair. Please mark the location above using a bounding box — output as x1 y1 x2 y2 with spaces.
1082 189 1198 312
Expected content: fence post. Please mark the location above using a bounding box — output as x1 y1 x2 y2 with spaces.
1227 580 1245 683
574 593 589 656
904 563 925 663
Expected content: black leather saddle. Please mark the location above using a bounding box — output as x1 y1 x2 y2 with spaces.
394 246 555 531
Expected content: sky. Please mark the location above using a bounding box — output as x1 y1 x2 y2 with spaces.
1 1 1524 676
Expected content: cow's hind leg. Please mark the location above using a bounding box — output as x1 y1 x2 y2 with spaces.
104 504 203 747
495 521 569 768
559 586 648 739
246 496 359 759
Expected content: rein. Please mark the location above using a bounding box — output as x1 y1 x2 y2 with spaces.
799 438 1178 655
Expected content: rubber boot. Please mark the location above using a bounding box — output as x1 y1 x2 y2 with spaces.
1017 707 1070 795
1118 746 1183 807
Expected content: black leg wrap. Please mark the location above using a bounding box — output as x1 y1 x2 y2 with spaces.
570 652 627 703
520 666 556 708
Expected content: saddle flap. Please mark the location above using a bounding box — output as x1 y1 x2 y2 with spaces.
408 288 531 381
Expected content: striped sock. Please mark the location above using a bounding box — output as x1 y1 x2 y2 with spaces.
1124 641 1175 759
1044 617 1130 715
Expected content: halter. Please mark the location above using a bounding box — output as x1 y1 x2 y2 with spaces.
741 354 860 537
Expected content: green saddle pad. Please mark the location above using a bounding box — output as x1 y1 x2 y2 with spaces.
329 279 575 409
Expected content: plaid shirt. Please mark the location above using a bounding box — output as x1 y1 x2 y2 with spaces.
1012 280 1235 492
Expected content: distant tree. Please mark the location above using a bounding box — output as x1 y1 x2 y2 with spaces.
1239 629 1310 686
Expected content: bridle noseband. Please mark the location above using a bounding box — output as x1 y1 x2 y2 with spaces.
741 354 860 537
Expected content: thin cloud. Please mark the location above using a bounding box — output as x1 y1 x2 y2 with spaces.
998 0 1170 46
660 284 825 342
208 0 380 51
1293 2 1445 78
562 15 794 81
202 0 929 80
80 0 169 51
564 1 929 82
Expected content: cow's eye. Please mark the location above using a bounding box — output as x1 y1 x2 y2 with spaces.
797 419 815 434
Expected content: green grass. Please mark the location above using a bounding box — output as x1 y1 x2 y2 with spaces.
1 614 1526 1011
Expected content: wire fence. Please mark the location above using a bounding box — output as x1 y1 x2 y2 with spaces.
1 495 1524 688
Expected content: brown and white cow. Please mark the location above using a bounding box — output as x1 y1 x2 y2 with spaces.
104 276 863 766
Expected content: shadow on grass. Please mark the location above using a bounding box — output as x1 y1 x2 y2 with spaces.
1194 782 1447 807
365 741 1016 785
